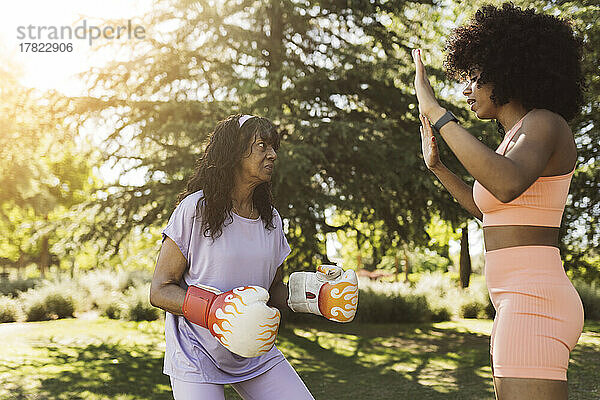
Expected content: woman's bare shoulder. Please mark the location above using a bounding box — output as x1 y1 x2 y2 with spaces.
524 109 571 136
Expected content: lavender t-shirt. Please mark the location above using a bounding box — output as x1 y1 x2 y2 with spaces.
161 190 291 383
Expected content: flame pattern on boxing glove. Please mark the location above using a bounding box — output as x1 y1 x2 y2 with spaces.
288 265 358 323
183 285 280 358
208 286 280 356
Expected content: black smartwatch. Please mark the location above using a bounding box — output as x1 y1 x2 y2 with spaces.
432 110 459 133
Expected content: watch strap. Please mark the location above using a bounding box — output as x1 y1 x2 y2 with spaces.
433 111 458 132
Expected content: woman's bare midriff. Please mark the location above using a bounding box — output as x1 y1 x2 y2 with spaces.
483 225 560 251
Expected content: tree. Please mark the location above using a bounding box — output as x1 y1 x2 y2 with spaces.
0 54 96 276
558 1 600 280
72 0 598 280
73 0 464 273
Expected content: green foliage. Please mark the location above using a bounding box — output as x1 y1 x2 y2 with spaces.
357 286 434 323
102 300 125 320
355 271 497 323
78 268 150 293
0 277 40 297
331 212 454 273
22 294 49 322
69 0 469 270
123 284 160 322
0 296 22 323
18 279 84 321
0 270 161 323
460 300 485 319
430 305 453 323
44 293 75 319
19 284 77 322
76 268 152 313
356 277 451 323
0 52 100 277
574 280 600 320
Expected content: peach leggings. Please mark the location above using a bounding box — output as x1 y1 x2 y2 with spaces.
485 246 584 381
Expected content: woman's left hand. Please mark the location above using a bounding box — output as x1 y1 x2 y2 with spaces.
412 49 445 122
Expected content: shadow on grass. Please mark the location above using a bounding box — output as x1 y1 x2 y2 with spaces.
4 319 597 400
2 321 495 400
568 340 600 399
5 340 172 400
279 321 496 399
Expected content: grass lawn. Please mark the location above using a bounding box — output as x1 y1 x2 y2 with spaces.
0 317 598 399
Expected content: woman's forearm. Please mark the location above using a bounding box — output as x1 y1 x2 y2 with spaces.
149 281 186 316
431 163 483 221
268 281 290 313
432 108 532 202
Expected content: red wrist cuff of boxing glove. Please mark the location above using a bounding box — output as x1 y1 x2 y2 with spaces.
182 285 217 328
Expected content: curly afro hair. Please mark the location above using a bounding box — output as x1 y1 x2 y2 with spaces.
444 3 584 121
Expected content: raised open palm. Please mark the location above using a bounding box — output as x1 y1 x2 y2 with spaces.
419 114 441 170
412 49 442 120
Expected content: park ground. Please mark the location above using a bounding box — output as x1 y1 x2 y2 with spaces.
0 318 598 399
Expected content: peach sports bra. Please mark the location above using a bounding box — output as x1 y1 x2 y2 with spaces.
473 115 575 227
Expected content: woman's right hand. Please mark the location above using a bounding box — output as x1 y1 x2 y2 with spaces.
419 114 442 171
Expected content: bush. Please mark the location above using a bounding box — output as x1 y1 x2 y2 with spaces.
0 278 40 297
355 289 428 323
0 296 22 323
19 284 76 321
96 292 126 320
0 270 161 322
23 297 49 322
122 284 159 322
45 293 75 319
103 302 125 320
76 269 152 312
356 279 447 323
460 300 485 319
430 305 452 322
353 272 495 324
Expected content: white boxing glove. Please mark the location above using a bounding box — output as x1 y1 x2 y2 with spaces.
287 265 358 323
182 285 280 358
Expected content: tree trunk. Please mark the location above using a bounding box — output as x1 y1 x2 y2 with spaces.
459 226 472 288
403 244 411 282
17 252 26 279
371 240 380 270
267 1 284 101
70 255 76 278
39 235 49 279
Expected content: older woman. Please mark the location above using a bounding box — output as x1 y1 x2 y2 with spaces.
150 114 358 400
413 4 584 400
150 115 314 400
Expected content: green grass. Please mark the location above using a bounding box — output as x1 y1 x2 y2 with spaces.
0 318 598 399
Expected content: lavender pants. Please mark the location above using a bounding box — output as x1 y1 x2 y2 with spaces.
170 359 315 400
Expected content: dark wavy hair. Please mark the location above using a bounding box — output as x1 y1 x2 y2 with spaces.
444 2 584 121
177 114 281 240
